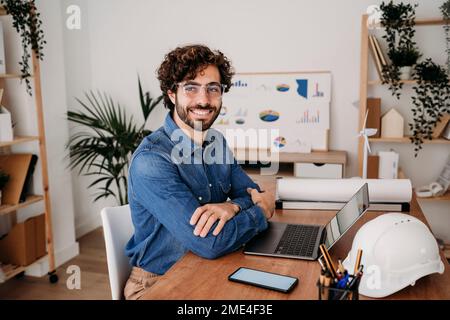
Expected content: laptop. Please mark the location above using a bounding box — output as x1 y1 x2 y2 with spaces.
244 183 370 260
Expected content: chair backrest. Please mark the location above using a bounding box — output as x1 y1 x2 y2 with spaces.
101 204 134 300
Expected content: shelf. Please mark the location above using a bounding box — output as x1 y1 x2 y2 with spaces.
417 190 450 202
0 136 40 148
368 79 450 86
369 136 450 144
371 19 447 29
0 73 33 79
232 148 347 164
368 79 416 85
0 195 44 216
0 264 26 281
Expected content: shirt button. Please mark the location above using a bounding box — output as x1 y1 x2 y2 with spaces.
198 196 203 201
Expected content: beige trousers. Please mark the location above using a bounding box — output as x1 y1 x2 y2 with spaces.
123 266 159 300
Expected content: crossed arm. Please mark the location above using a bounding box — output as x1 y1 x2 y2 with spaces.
129 151 274 259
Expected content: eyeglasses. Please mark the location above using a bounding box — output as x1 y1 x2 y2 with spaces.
176 82 226 99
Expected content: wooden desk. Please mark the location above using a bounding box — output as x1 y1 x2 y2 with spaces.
142 175 450 300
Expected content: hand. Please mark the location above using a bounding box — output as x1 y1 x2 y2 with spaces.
190 202 240 237
247 188 275 220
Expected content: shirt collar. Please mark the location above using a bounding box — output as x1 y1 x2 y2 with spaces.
163 112 216 156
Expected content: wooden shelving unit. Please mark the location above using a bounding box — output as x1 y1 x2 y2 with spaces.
0 73 33 79
0 195 44 216
358 14 450 176
0 6 57 283
358 14 450 207
0 136 40 148
358 14 450 175
0 263 26 280
369 136 450 144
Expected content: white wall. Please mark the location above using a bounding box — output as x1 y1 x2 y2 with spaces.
0 0 79 275
61 1 449 241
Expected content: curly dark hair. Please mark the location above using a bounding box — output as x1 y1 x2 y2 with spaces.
157 44 234 112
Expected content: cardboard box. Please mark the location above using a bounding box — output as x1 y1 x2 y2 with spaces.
0 154 35 205
0 214 46 266
366 98 381 138
367 155 379 179
34 214 46 259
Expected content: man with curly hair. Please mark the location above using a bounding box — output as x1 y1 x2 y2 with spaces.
124 44 274 299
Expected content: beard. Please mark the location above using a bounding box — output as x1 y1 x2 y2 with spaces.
175 97 222 131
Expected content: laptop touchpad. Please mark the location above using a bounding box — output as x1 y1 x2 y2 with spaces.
244 222 287 254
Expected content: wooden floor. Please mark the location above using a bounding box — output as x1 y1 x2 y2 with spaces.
0 228 111 300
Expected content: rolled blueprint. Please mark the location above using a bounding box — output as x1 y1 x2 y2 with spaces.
277 178 412 203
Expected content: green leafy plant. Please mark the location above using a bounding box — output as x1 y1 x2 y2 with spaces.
388 45 421 67
66 76 163 205
380 1 419 99
0 170 9 190
0 0 46 95
410 59 450 156
441 0 450 73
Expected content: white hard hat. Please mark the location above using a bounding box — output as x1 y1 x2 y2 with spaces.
342 213 445 298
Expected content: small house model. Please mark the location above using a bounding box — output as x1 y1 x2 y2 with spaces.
381 108 404 138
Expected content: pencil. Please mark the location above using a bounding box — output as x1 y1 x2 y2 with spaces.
319 244 338 279
354 249 363 275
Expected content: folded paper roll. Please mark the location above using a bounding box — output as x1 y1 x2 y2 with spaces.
277 178 412 203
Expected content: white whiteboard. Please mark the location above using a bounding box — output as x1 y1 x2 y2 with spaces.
214 72 331 152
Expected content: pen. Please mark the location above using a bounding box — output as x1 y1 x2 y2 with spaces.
346 265 364 300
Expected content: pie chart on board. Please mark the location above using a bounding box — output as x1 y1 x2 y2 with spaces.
259 110 280 122
276 84 290 92
273 136 286 148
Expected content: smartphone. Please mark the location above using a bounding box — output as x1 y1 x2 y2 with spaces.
228 267 298 293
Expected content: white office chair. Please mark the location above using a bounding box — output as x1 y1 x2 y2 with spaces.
101 204 134 300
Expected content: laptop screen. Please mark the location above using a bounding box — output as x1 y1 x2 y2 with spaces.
324 183 369 250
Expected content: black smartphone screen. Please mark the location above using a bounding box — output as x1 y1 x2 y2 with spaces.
228 267 298 293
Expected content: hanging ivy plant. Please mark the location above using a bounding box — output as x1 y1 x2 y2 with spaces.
441 0 450 74
0 0 46 95
380 1 418 99
410 59 450 156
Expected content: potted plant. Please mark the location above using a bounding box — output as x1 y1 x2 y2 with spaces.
441 0 450 74
0 170 10 204
410 59 450 156
380 1 419 98
0 0 46 95
388 45 421 79
66 76 162 205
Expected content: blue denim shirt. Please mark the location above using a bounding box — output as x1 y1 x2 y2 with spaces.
125 113 268 275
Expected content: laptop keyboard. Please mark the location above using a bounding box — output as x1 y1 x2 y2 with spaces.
275 224 320 257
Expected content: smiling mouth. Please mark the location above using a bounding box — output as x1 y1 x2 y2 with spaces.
189 108 214 118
